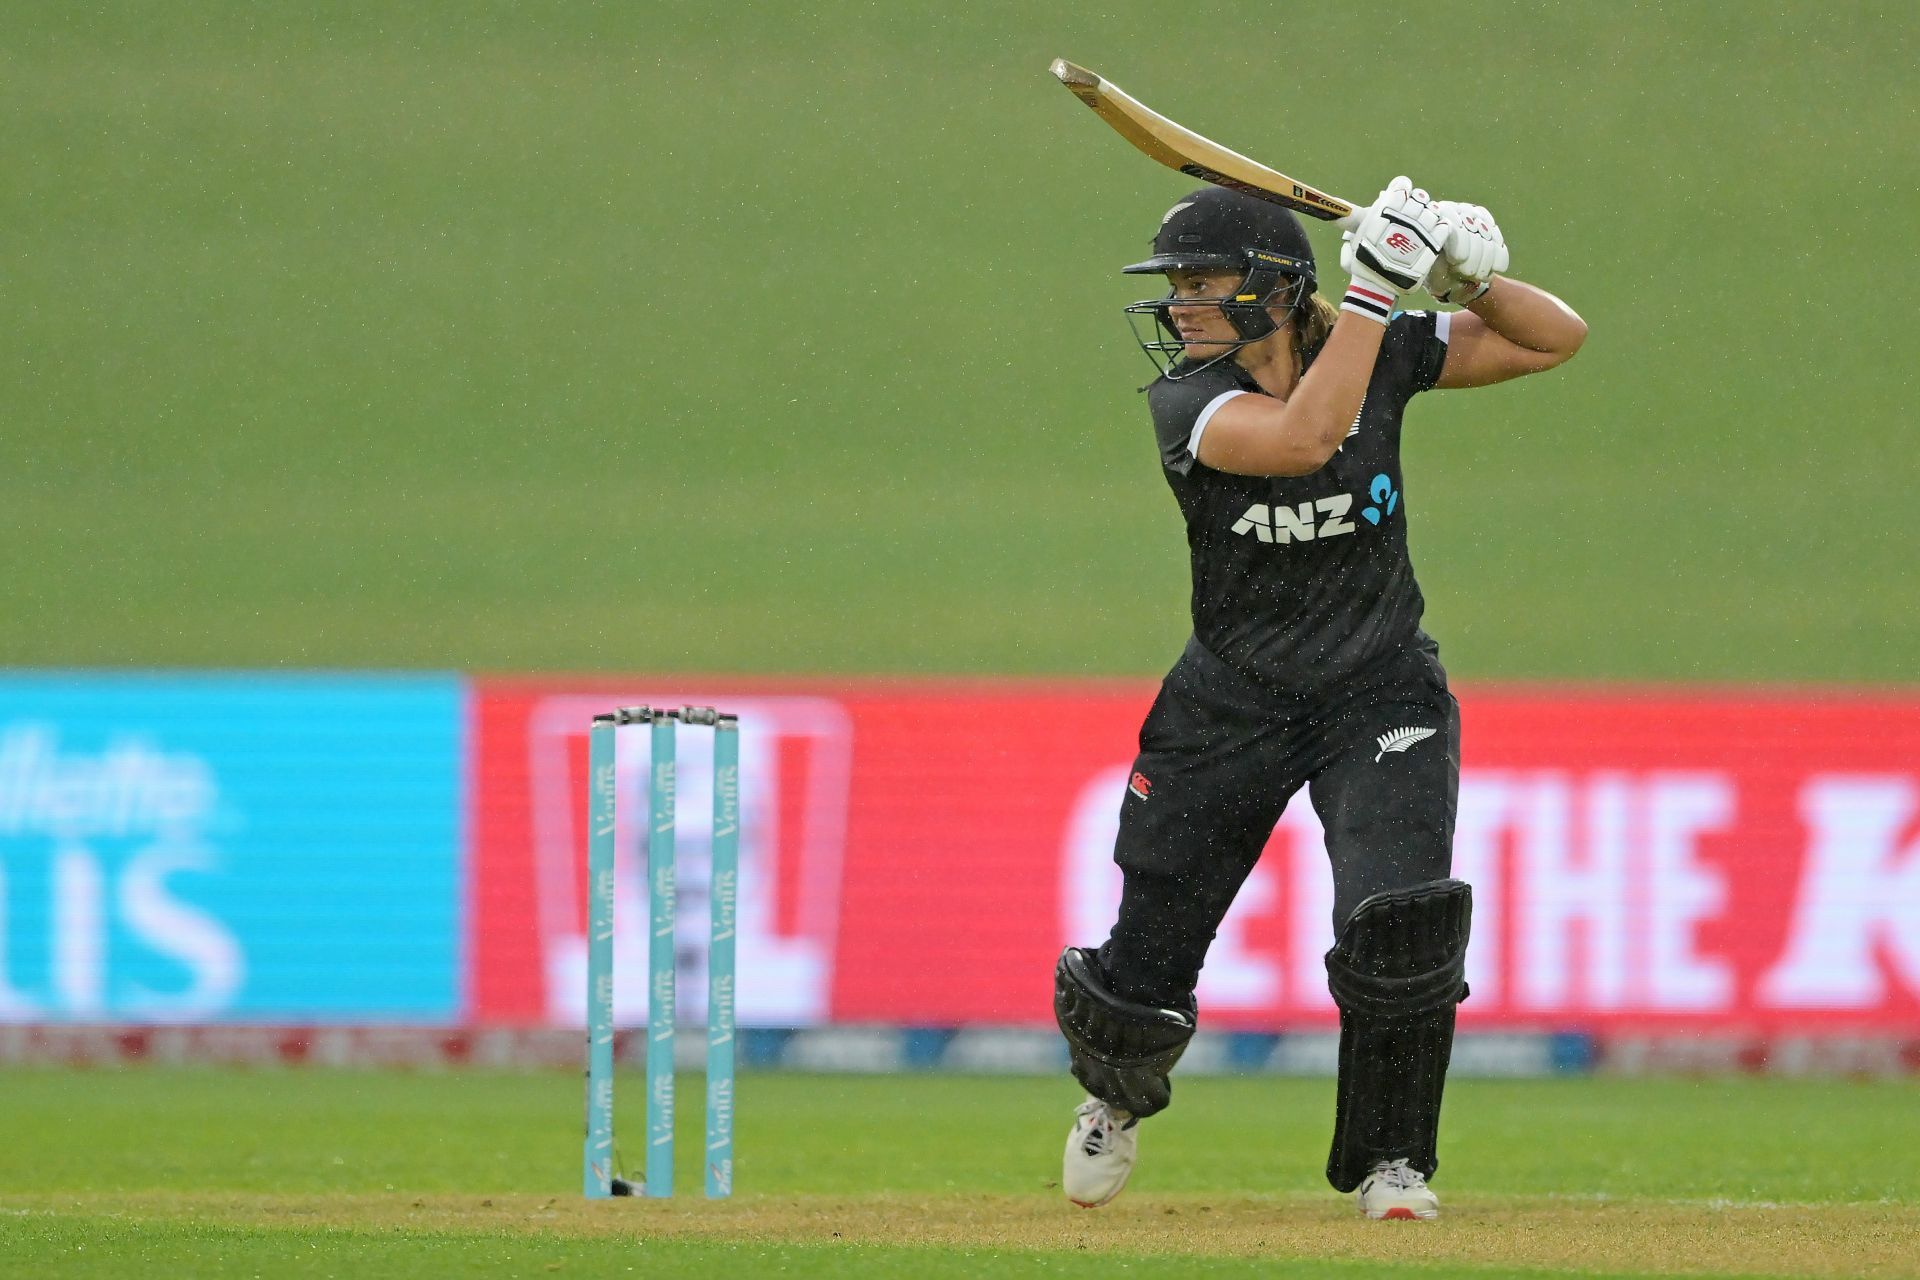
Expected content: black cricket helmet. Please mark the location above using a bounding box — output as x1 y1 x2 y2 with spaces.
1124 187 1317 379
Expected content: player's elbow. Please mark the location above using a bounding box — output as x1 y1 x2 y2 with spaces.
1541 301 1589 366
1262 416 1348 476
1512 313 1588 379
1554 309 1589 362
1265 437 1341 476
1198 435 1337 478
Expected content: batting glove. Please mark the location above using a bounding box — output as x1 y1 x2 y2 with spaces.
1340 177 1451 324
1425 201 1510 305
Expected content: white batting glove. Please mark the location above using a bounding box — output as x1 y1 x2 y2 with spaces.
1339 177 1451 324
1425 201 1510 305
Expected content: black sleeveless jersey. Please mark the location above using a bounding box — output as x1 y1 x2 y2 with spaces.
1145 310 1452 694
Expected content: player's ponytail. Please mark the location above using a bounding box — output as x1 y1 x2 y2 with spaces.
1294 291 1339 375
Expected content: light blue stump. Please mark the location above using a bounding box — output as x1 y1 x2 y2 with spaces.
582 714 618 1198
705 716 740 1198
645 713 678 1197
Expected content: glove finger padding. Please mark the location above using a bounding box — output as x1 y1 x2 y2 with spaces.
1461 234 1493 283
1423 198 1507 302
1423 204 1469 301
1455 204 1508 281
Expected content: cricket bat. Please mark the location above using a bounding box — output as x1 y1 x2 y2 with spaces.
1048 59 1358 229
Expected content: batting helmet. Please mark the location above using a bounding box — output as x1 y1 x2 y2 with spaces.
1123 187 1317 378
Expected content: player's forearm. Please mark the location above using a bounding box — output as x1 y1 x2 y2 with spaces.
1466 277 1587 359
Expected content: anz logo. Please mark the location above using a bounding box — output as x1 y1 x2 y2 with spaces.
1232 474 1400 545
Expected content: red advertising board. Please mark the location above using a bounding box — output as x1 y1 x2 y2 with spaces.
469 678 1920 1034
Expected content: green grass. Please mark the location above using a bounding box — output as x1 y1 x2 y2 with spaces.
0 2 1915 680
0 1220 1701 1280
1 1070 1917 1277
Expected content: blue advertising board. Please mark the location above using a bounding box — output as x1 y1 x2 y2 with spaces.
0 675 464 1022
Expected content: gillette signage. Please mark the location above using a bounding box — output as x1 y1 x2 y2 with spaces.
0 677 463 1022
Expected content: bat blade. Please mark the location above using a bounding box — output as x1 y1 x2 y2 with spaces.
1048 59 1356 227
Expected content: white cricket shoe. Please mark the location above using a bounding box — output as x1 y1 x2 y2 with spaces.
1355 1158 1440 1220
1062 1096 1137 1207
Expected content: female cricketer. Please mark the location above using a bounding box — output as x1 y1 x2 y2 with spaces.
1053 178 1586 1219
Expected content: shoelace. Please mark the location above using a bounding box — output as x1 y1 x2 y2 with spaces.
1371 1159 1425 1191
1076 1101 1115 1156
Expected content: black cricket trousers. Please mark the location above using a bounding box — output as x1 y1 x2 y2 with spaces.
1097 635 1461 1008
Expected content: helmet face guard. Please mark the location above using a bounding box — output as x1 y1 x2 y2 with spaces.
1120 188 1320 380
1123 247 1315 380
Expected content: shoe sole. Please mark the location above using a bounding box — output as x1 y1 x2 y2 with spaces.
1365 1206 1438 1221
1066 1165 1133 1209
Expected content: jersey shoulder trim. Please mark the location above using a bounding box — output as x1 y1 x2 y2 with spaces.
1188 389 1248 462
1146 362 1257 476
1389 309 1449 342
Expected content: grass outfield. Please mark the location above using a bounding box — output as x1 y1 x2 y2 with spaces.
3 3 1916 682
2 1071 1916 1278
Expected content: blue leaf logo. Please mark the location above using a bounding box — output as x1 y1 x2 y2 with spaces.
1362 473 1400 525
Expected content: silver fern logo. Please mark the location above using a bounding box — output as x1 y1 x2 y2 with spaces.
1374 726 1436 762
